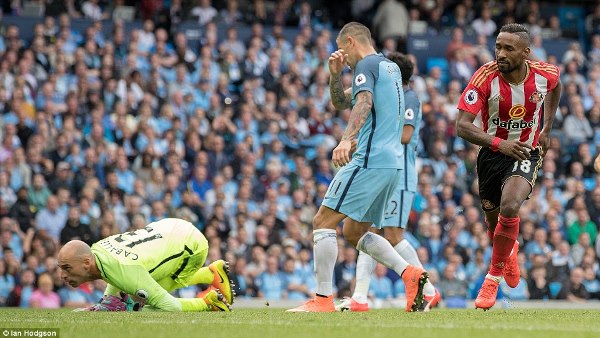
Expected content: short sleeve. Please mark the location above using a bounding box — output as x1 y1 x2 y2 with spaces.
547 65 560 91
404 94 420 127
457 64 492 115
457 84 486 115
352 58 377 100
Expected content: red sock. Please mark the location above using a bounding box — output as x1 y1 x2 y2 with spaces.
489 215 519 276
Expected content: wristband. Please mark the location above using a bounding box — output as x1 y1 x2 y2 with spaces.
490 137 502 152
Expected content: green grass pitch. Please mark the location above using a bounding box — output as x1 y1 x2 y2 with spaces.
1 308 599 338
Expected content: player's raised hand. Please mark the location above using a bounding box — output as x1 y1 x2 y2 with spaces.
498 139 534 161
594 154 600 173
332 139 353 167
328 49 347 75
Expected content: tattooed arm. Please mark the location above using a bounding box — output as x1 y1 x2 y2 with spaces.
332 91 373 167
329 73 352 110
328 49 352 110
342 91 372 141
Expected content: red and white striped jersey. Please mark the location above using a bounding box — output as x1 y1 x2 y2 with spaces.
457 60 560 148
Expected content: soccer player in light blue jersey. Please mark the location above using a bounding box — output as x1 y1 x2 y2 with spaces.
337 53 440 312
288 23 428 313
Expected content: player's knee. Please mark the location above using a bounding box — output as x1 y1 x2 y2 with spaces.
499 199 521 217
312 211 327 229
342 226 363 247
385 236 400 247
383 230 403 247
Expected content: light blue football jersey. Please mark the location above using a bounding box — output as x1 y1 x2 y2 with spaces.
350 53 405 169
399 88 422 193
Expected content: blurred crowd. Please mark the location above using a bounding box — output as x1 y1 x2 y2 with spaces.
0 0 599 309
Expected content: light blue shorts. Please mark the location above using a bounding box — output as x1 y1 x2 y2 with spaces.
376 188 415 229
322 164 401 225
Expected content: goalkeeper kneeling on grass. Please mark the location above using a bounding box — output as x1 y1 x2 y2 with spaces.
57 218 235 312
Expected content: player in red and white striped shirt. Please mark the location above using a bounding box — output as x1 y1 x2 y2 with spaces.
456 23 562 310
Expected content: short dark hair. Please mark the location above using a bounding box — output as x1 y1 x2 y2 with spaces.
338 22 372 44
387 52 413 85
499 23 531 46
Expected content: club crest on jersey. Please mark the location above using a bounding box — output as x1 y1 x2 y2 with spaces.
465 89 478 105
508 104 527 119
355 73 366 86
481 199 496 210
529 90 544 103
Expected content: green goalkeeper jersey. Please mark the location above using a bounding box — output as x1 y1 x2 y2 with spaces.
91 218 208 309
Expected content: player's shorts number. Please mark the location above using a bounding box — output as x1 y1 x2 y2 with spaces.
386 200 398 216
512 160 531 174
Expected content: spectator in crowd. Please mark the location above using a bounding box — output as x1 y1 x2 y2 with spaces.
369 264 393 303
27 174 51 212
549 240 574 283
557 267 590 302
582 267 600 299
438 263 468 308
0 259 15 306
446 27 475 66
531 35 547 61
29 273 60 309
281 257 312 301
524 228 553 261
34 195 67 242
563 99 594 146
568 210 598 247
449 49 476 88
471 6 497 37
81 0 107 21
191 0 218 27
0 171 16 207
528 266 551 299
447 4 470 31
59 207 95 246
255 255 285 300
333 246 357 298
372 0 409 51
6 269 35 307
586 4 600 36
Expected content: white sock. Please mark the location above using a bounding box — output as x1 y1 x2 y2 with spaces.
352 251 377 303
395 239 436 297
356 232 409 276
394 239 421 267
313 229 338 296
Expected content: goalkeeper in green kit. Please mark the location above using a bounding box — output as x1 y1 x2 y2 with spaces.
57 218 234 312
